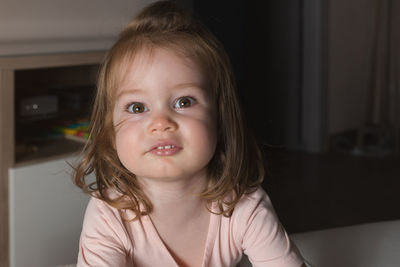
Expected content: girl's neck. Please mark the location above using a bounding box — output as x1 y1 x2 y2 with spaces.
139 171 209 219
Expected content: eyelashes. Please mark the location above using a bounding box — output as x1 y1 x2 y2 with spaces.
125 96 197 114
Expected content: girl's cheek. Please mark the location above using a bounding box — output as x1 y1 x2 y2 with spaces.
115 124 139 151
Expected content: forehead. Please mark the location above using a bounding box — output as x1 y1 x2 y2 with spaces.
113 45 208 94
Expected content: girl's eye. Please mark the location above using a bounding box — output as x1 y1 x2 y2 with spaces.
174 96 196 109
126 102 148 113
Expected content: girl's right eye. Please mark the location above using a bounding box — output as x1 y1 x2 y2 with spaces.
126 102 148 114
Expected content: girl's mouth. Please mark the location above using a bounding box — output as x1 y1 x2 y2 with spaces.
149 141 182 156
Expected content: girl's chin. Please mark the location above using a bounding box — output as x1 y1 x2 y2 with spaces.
137 174 188 182
135 171 207 183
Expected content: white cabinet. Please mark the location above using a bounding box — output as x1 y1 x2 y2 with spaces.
9 156 91 267
0 51 103 267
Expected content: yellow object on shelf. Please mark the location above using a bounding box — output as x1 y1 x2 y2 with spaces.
63 128 78 135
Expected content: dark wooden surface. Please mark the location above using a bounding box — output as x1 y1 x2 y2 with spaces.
262 149 400 234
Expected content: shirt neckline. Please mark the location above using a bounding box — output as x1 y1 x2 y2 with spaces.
145 202 220 267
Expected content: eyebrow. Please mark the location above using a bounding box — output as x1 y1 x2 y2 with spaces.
116 83 204 99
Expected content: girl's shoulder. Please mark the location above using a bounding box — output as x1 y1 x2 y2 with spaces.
227 187 280 237
234 187 274 214
79 195 136 264
217 187 282 250
84 195 123 226
216 187 276 228
87 189 139 221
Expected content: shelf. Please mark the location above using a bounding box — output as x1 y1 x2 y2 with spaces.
13 61 99 165
15 138 85 166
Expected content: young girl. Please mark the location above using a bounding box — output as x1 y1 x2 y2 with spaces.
74 1 305 266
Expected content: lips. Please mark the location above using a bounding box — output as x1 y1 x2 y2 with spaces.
148 140 182 156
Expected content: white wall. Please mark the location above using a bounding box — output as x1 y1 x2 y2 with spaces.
0 0 157 56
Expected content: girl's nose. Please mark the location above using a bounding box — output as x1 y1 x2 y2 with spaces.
148 114 178 133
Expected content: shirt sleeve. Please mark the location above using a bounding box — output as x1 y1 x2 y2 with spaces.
77 197 133 267
237 188 304 267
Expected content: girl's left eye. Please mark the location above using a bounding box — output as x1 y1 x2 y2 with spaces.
174 96 196 109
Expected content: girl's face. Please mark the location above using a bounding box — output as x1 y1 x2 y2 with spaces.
113 47 217 184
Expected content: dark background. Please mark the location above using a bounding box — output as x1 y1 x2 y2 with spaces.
191 0 400 234
193 1 300 146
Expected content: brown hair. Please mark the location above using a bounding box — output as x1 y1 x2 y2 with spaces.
74 0 265 218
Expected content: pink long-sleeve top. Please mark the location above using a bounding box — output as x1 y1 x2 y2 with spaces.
77 187 303 266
